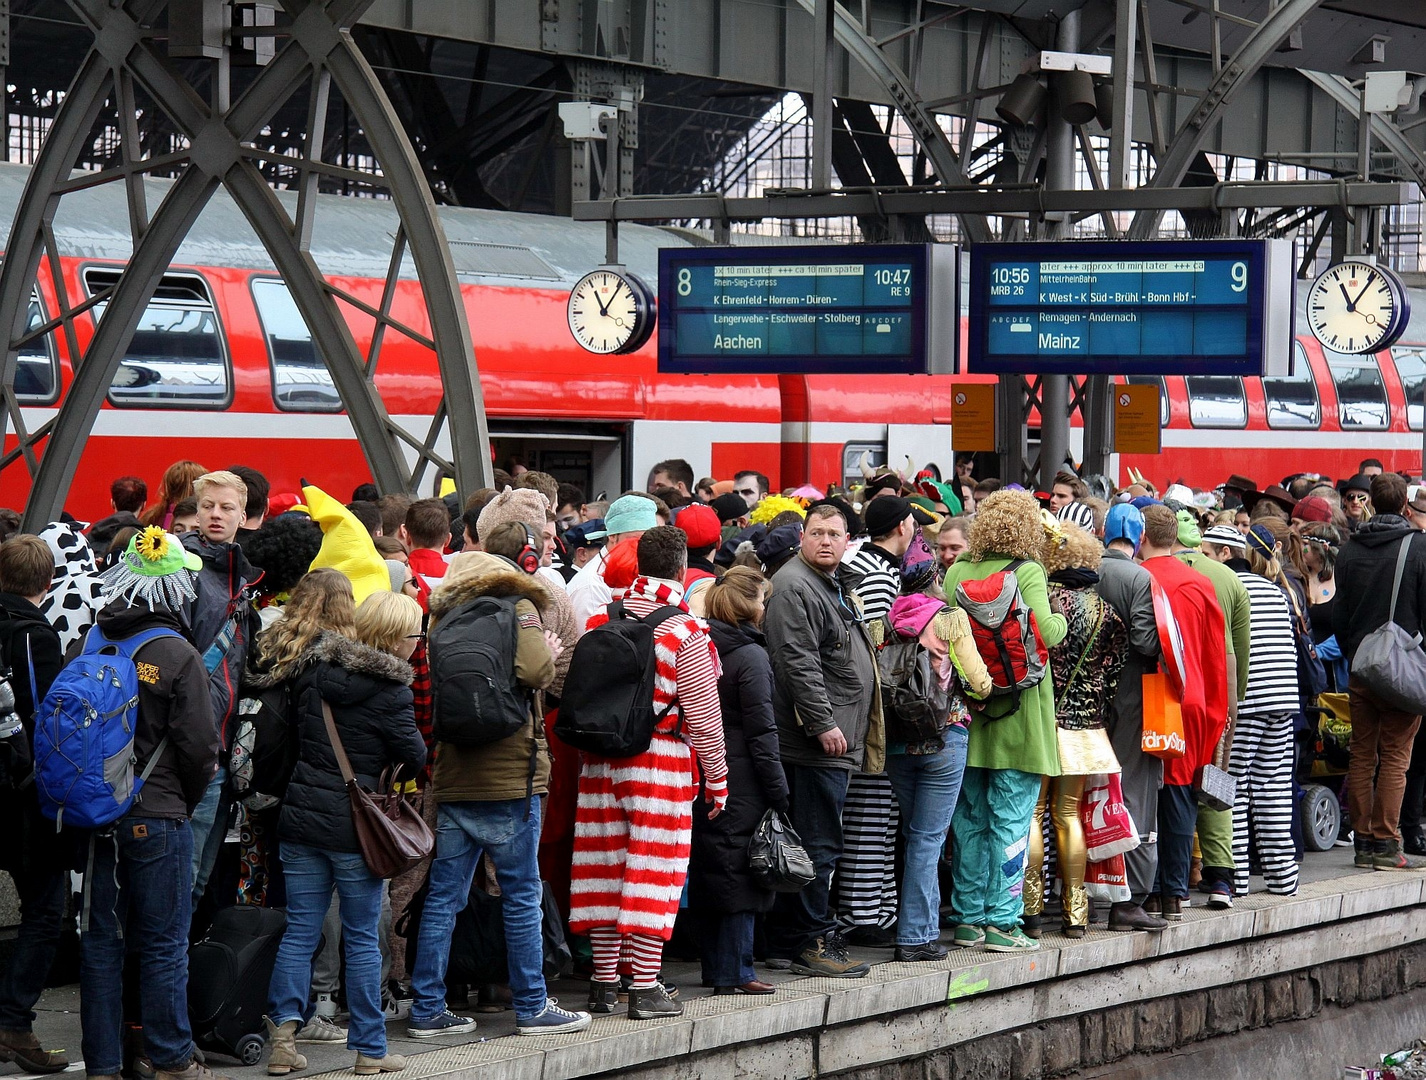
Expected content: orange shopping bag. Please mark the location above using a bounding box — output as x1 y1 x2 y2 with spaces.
1141 672 1186 760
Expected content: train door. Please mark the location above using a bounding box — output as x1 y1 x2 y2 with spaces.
489 422 626 503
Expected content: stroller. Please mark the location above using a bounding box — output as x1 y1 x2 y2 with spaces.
1298 691 1352 852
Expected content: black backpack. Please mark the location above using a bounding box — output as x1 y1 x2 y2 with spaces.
428 595 530 748
876 631 949 744
554 601 683 758
231 684 299 803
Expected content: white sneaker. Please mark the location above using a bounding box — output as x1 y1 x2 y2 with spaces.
382 996 412 1022
296 1015 348 1043
314 993 339 1020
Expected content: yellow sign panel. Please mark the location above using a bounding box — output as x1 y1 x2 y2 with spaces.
952 383 997 452
1114 383 1162 455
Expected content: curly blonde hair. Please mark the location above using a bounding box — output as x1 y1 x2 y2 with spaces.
254 568 356 683
1042 522 1102 574
965 490 1045 563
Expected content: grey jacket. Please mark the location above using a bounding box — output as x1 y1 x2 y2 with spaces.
764 553 882 771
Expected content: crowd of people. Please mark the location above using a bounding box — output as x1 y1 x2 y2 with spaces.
0 450 1421 1078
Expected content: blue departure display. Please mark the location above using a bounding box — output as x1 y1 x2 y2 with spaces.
969 240 1285 376
658 244 949 375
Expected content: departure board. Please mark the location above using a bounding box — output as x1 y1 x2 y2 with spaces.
658 244 957 374
968 239 1295 376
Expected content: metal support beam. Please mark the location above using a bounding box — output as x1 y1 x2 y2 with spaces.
788 0 990 243
1108 0 1137 190
573 180 1410 222
1127 0 1329 240
810 0 834 190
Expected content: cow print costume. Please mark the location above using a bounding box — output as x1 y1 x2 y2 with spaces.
39 521 106 654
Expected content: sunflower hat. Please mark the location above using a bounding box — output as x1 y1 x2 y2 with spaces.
99 525 203 608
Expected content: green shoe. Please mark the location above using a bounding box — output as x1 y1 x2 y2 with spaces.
951 924 986 949
983 926 1040 953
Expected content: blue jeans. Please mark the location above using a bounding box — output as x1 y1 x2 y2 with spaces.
949 766 1041 931
767 764 851 958
411 799 546 1023
80 817 195 1075
268 842 386 1056
189 766 229 906
697 911 756 987
0 865 66 1030
887 726 969 947
1156 784 1198 899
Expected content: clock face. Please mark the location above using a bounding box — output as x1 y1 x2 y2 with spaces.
567 269 654 355
1306 261 1406 355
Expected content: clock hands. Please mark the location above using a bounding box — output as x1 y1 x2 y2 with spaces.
1350 271 1377 312
1339 281 1356 312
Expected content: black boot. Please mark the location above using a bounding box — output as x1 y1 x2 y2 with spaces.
1405 826 1426 857
627 984 684 1020
1354 834 1377 868
587 979 619 1015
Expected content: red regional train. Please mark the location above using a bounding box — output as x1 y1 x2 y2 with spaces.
0 159 1421 522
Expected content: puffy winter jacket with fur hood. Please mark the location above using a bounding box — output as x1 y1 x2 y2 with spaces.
263 631 426 853
427 553 556 803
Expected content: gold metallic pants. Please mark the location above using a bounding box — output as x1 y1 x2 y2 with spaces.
1024 775 1089 928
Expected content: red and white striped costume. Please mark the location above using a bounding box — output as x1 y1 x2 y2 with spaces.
569 576 729 942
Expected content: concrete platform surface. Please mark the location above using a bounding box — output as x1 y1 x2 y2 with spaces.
5 846 1411 1080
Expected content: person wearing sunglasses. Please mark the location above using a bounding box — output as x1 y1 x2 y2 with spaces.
1341 475 1374 533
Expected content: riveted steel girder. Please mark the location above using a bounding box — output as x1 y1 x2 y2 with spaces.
0 0 490 528
1127 0 1329 240
1302 69 1426 191
788 0 991 244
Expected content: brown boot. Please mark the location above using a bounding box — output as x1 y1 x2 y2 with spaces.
354 1053 406 1075
0 1029 69 1073
155 1061 231 1080
263 1017 306 1076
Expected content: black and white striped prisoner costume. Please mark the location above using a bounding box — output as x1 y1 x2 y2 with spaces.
836 544 902 932
1230 567 1301 896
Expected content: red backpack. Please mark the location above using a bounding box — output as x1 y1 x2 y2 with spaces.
953 559 1049 719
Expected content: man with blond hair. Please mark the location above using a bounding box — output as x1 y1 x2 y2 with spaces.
183 470 262 906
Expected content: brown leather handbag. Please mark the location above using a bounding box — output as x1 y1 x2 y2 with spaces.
321 702 433 879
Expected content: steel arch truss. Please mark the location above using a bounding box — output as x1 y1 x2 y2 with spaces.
0 0 491 528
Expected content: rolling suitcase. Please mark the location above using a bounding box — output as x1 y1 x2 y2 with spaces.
187 905 288 1065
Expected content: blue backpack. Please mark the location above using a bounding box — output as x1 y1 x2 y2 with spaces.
34 626 183 829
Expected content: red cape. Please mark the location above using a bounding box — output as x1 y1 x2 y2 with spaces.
1141 556 1228 786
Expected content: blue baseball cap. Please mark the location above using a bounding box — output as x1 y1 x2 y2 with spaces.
563 518 607 550
1104 503 1145 548
604 495 659 537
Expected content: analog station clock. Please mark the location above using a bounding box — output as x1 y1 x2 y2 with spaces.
1305 259 1410 355
566 268 655 355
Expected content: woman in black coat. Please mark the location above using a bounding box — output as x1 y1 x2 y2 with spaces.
689 566 790 995
255 575 427 1076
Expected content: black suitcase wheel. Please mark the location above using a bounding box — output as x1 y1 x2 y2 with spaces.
1301 783 1340 853
236 1034 265 1066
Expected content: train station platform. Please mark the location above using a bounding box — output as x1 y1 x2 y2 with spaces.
14 848 1426 1080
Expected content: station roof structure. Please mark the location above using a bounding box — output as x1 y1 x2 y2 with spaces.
8 1 1426 224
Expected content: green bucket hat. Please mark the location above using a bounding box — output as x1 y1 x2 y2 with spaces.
99 525 202 607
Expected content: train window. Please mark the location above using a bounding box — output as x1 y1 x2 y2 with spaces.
1185 376 1246 428
85 269 229 408
1325 349 1389 429
251 279 341 412
15 295 57 405
1263 342 1320 429
1392 346 1426 431
1124 376 1168 425
843 441 887 492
